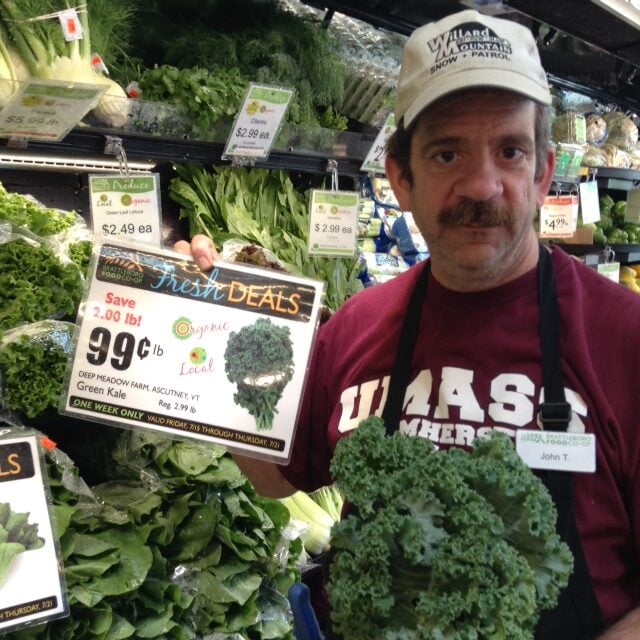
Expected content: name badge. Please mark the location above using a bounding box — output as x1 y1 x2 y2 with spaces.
516 430 596 473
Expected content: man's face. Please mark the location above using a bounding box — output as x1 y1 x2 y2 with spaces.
386 91 554 291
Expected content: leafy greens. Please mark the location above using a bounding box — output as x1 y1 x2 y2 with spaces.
328 417 574 640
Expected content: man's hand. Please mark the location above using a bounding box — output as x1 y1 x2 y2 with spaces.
173 234 218 271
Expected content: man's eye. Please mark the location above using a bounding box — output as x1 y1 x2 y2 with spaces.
502 147 524 160
435 150 457 163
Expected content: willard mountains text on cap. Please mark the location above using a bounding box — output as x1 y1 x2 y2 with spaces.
428 21 512 72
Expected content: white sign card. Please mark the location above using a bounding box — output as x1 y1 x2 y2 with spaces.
578 180 601 225
59 241 325 463
0 80 105 142
89 174 162 247
597 261 620 282
0 433 68 632
625 188 640 224
222 83 293 161
539 194 579 238
308 189 359 257
360 112 396 175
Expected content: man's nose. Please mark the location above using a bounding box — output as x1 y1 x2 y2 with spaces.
453 154 504 202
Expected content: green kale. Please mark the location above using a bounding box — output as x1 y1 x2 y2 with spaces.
328 417 574 640
0 321 74 418
224 317 294 431
0 237 85 331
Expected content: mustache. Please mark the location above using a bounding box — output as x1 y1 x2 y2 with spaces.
438 200 513 228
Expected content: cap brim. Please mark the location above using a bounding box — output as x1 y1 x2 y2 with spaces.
402 68 552 127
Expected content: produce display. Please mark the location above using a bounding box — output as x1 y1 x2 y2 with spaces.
0 234 84 333
583 194 640 245
169 164 364 310
0 0 131 127
280 485 343 556
0 320 74 419
327 417 573 640
2 432 302 639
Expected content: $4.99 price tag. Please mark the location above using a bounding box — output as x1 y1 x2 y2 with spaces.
308 189 359 257
539 194 578 238
59 240 324 463
222 83 293 161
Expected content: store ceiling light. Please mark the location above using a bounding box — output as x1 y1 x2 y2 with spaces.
0 151 156 173
591 0 640 28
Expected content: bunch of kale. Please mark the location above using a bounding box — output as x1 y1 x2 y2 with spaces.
328 418 574 640
224 317 294 431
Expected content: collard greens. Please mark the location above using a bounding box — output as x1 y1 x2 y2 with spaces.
5 432 301 639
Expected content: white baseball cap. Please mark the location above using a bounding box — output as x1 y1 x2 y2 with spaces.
395 9 552 127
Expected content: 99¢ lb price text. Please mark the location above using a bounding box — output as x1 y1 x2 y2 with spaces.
86 327 164 372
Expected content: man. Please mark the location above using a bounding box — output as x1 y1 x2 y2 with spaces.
176 9 640 638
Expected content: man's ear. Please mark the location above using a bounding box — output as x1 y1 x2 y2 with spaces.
385 155 413 211
535 147 556 209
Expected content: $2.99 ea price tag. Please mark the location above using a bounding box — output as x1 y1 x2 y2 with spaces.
223 83 293 160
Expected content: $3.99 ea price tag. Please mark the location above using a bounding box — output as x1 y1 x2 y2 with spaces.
539 194 578 238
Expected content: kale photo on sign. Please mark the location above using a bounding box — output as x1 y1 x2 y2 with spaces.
224 317 294 431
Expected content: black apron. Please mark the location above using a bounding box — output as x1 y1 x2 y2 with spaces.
380 244 604 639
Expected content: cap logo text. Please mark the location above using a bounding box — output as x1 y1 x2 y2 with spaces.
427 21 512 73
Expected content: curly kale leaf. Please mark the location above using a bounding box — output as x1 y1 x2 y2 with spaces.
328 418 574 640
0 238 84 331
224 317 294 431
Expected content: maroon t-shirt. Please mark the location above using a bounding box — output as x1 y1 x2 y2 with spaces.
282 246 640 626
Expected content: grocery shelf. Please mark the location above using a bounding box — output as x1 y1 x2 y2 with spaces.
0 122 378 180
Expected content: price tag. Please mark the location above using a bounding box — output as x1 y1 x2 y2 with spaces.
625 188 640 223
578 180 601 224
222 83 293 161
58 8 83 42
59 241 324 463
597 261 620 282
0 80 105 142
0 433 68 632
89 174 162 247
308 189 359 257
539 194 578 238
360 112 395 175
